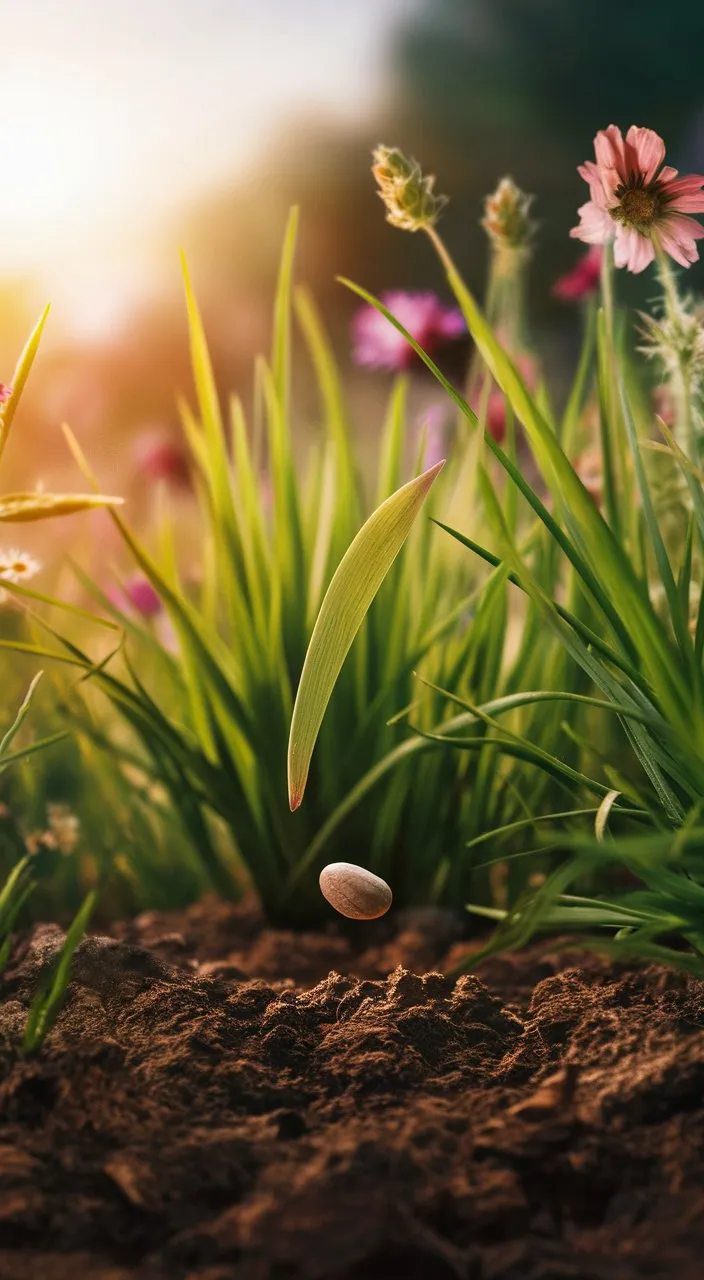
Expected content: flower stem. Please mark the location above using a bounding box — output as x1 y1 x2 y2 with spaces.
600 241 615 348
598 242 624 541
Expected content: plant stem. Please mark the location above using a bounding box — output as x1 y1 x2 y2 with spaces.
600 241 615 347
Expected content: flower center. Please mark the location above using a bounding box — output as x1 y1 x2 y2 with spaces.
612 184 661 229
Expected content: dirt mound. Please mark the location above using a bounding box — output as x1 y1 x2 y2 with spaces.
1 905 703 1278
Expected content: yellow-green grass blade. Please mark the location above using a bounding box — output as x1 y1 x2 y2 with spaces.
0 671 45 757
295 284 360 536
272 207 299 424
338 279 639 670
376 377 408 505
0 492 122 521
288 459 445 810
428 254 690 730
0 306 50 468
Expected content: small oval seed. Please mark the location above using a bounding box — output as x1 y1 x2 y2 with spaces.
319 862 392 920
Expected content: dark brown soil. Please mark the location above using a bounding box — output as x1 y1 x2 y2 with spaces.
1 899 704 1280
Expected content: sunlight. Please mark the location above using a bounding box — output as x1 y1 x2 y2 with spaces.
0 62 135 269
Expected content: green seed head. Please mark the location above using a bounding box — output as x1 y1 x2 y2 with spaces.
372 144 448 233
482 177 536 252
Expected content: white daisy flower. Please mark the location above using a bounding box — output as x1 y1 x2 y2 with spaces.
0 549 42 584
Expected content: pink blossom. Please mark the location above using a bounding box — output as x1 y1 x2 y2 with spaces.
351 291 465 371
133 430 190 486
571 125 704 272
0 383 12 403
475 352 537 443
552 247 603 301
109 575 162 619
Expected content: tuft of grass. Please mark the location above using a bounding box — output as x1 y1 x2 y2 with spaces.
22 889 96 1055
1 212 585 925
294 154 704 969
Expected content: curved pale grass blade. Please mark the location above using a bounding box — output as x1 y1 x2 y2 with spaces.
288 460 444 811
0 306 50 468
0 493 123 522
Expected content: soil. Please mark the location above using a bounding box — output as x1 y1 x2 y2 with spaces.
1 898 704 1280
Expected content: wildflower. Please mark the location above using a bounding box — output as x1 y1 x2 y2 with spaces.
110 575 162 619
25 830 59 858
482 178 536 253
571 125 704 272
552 246 603 302
0 383 12 404
0 549 41 584
133 430 190 486
46 803 80 855
351 291 465 372
372 145 448 233
474 352 537 443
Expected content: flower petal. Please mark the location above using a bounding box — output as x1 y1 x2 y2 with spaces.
594 125 627 177
570 201 614 245
662 174 704 213
625 126 666 184
577 160 615 209
658 213 704 268
613 226 654 273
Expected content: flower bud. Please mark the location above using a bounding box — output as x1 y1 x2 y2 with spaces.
372 144 448 233
482 177 536 252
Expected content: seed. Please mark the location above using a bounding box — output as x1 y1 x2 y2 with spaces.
318 862 393 920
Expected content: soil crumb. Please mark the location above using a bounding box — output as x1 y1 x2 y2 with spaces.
1 900 703 1279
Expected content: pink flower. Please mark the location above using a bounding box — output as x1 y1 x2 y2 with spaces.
571 125 704 272
0 383 12 403
552 247 603 301
351 291 465 371
475 352 537 443
109 575 162 619
133 430 190 486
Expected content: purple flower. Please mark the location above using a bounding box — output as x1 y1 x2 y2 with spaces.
351 291 465 372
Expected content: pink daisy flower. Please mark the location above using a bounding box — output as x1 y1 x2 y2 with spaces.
552 247 603 302
571 125 704 273
351 291 465 371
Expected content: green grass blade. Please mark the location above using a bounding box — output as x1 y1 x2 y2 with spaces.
22 890 97 1055
0 306 50 468
288 460 444 810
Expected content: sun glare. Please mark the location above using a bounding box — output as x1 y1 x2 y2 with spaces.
0 62 133 269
